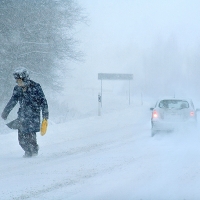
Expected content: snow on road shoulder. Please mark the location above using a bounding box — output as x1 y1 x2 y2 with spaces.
0 103 150 200
39 104 150 152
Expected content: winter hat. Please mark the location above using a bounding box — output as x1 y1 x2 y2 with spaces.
13 67 30 82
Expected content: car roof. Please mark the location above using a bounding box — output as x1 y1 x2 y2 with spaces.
157 97 192 102
155 98 193 107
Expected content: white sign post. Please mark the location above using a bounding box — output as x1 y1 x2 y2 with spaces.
98 73 133 107
98 93 101 116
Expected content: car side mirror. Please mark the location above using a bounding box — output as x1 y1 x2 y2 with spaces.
150 108 154 111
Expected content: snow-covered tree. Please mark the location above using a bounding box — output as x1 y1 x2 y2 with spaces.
0 0 85 101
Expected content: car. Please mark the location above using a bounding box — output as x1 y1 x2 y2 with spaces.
150 98 199 136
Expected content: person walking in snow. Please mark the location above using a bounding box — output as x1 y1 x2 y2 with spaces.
1 67 49 158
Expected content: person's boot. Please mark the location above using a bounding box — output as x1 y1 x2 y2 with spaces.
23 151 32 158
32 145 39 157
32 152 38 157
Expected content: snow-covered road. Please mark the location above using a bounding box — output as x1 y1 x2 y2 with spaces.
1 104 200 200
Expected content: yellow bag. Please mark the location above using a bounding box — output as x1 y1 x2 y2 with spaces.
40 119 48 136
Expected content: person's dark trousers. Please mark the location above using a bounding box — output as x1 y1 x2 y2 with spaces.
18 131 39 156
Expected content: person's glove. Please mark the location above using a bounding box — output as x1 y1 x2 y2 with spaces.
40 119 48 136
1 112 7 120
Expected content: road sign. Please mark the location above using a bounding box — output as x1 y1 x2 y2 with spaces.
98 73 133 108
98 73 133 80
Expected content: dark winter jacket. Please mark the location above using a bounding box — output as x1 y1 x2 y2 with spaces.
2 80 49 134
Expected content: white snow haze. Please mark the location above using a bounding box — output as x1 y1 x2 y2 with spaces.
1 0 200 199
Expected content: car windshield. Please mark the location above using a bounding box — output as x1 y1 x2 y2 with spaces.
158 100 189 109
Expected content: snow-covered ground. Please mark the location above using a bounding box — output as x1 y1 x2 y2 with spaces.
1 96 200 200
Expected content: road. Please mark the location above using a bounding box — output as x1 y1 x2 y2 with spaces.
1 105 200 200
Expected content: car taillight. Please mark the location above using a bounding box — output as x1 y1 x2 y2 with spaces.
152 110 159 118
190 111 195 117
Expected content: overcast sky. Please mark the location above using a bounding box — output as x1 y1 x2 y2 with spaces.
79 0 200 47
66 0 200 99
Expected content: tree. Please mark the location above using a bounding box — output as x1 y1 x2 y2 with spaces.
0 0 85 101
